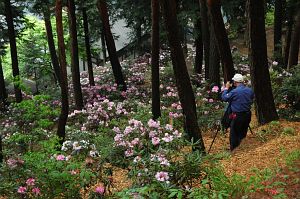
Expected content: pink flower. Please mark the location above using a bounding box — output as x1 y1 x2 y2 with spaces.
208 99 214 103
26 178 35 186
211 86 219 93
17 186 27 194
32 187 41 196
155 171 169 182
149 131 157 138
95 186 105 195
6 158 17 168
131 138 140 146
151 137 160 145
147 119 160 128
162 134 174 143
56 154 66 161
125 149 134 157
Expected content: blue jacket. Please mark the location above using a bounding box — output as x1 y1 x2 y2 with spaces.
221 84 254 113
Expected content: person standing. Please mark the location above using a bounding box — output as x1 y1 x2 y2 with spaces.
222 74 254 151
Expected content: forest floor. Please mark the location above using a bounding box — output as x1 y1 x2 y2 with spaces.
205 118 300 198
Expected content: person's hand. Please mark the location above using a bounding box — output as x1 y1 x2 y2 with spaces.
225 81 232 89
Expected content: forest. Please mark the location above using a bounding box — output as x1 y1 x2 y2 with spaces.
0 0 300 198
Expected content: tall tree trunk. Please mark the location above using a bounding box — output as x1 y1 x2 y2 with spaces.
248 0 279 124
207 0 234 83
101 27 107 64
209 21 220 87
161 0 205 152
284 7 294 67
82 8 95 86
4 0 22 103
194 16 203 74
287 9 300 69
43 9 61 86
68 0 83 110
55 0 69 145
151 0 161 120
0 57 7 108
136 19 143 55
274 0 283 64
199 0 210 79
176 2 186 56
0 134 3 163
97 0 126 91
244 0 250 47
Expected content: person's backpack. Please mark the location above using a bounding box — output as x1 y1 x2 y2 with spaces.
221 103 232 131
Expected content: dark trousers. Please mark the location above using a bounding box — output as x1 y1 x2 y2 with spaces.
230 111 251 151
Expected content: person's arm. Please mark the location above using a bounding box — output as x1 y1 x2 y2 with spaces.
222 89 234 102
221 81 234 102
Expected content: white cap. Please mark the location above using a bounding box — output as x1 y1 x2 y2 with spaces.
232 74 244 82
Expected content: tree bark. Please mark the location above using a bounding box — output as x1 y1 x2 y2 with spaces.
0 134 3 163
151 0 161 120
194 16 203 74
82 8 95 86
68 0 83 110
101 26 107 64
287 9 300 69
43 8 61 86
136 18 143 55
209 21 220 87
97 0 127 91
248 0 279 124
4 0 22 103
0 57 7 108
55 0 69 144
161 0 205 152
284 7 294 67
207 0 234 83
244 0 250 47
199 0 210 79
274 0 283 64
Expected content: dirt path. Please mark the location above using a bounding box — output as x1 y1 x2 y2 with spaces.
203 120 300 177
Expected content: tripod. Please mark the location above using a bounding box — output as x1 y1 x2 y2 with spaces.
207 121 222 154
207 122 254 154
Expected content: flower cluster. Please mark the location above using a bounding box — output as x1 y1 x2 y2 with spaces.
113 118 183 185
17 178 41 197
6 157 24 169
61 140 99 158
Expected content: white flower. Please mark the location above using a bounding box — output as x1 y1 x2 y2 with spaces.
89 150 99 158
133 156 141 163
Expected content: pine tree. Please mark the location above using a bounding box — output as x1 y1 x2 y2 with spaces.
161 0 205 152
151 0 161 120
55 0 69 144
4 0 22 103
248 0 279 124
